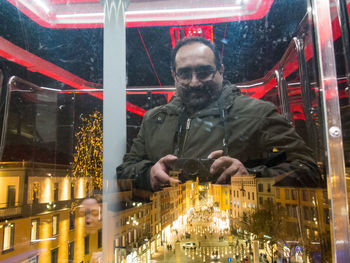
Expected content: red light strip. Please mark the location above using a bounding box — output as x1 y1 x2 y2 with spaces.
126 101 146 116
0 36 152 115
138 29 162 86
50 0 99 3
7 0 275 29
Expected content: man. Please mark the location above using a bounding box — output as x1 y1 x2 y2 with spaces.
117 37 320 191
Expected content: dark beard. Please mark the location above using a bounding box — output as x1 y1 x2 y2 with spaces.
178 84 221 112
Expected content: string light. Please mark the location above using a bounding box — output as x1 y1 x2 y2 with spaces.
72 110 103 190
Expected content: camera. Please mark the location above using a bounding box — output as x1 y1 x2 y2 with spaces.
169 158 219 183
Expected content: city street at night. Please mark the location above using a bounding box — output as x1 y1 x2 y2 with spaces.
150 206 245 263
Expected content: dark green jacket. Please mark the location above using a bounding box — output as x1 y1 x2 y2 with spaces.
117 82 320 190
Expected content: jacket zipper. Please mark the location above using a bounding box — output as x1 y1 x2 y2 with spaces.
180 118 191 155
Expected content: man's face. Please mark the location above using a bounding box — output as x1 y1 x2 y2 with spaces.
173 42 223 111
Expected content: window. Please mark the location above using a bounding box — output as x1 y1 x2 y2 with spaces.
267 183 271 193
33 183 40 204
291 190 297 200
52 215 59 236
248 192 250 200
276 188 280 199
286 204 291 217
68 241 74 262
98 229 102 248
259 197 263 205
233 191 235 197
258 184 263 192
252 192 254 200
302 190 308 201
86 182 90 197
84 235 89 255
237 191 239 198
51 248 58 263
285 189 290 200
31 219 40 242
71 182 75 200
303 206 311 221
7 186 16 208
2 223 14 252
324 208 330 224
323 190 328 204
53 183 59 202
310 191 315 201
69 212 75 230
291 205 297 218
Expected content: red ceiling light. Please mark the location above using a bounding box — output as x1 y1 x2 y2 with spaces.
7 0 275 29
170 25 214 48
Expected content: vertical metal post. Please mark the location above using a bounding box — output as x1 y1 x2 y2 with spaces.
103 0 128 262
275 69 292 123
312 0 350 261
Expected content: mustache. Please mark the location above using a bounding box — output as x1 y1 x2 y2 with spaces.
180 84 215 96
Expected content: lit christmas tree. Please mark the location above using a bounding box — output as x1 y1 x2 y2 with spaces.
73 110 103 190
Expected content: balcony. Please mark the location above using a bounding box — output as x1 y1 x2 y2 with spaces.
0 203 23 220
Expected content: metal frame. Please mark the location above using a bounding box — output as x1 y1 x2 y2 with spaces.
312 0 350 261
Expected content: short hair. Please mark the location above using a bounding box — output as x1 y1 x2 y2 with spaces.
170 37 222 72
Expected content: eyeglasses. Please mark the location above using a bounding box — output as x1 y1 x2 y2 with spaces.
175 66 217 84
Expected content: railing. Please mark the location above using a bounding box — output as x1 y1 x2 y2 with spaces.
0 205 22 219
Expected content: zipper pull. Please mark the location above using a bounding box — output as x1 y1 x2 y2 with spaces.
186 118 191 130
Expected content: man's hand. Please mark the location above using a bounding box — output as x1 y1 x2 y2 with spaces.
150 154 180 191
208 150 248 184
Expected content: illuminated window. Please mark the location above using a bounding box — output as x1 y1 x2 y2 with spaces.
291 190 297 200
33 183 40 204
122 235 126 247
252 192 254 200
258 184 263 192
31 219 40 242
52 215 59 236
2 223 14 252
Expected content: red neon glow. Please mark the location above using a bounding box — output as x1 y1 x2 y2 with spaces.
50 0 99 3
170 25 214 48
126 101 146 116
7 0 274 29
0 37 151 115
138 29 162 86
126 0 275 28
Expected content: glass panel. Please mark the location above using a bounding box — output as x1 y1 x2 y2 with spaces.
0 0 104 262
1 0 349 262
114 1 344 262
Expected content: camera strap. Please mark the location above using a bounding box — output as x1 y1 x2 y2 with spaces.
173 109 188 157
217 96 229 156
173 96 229 157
